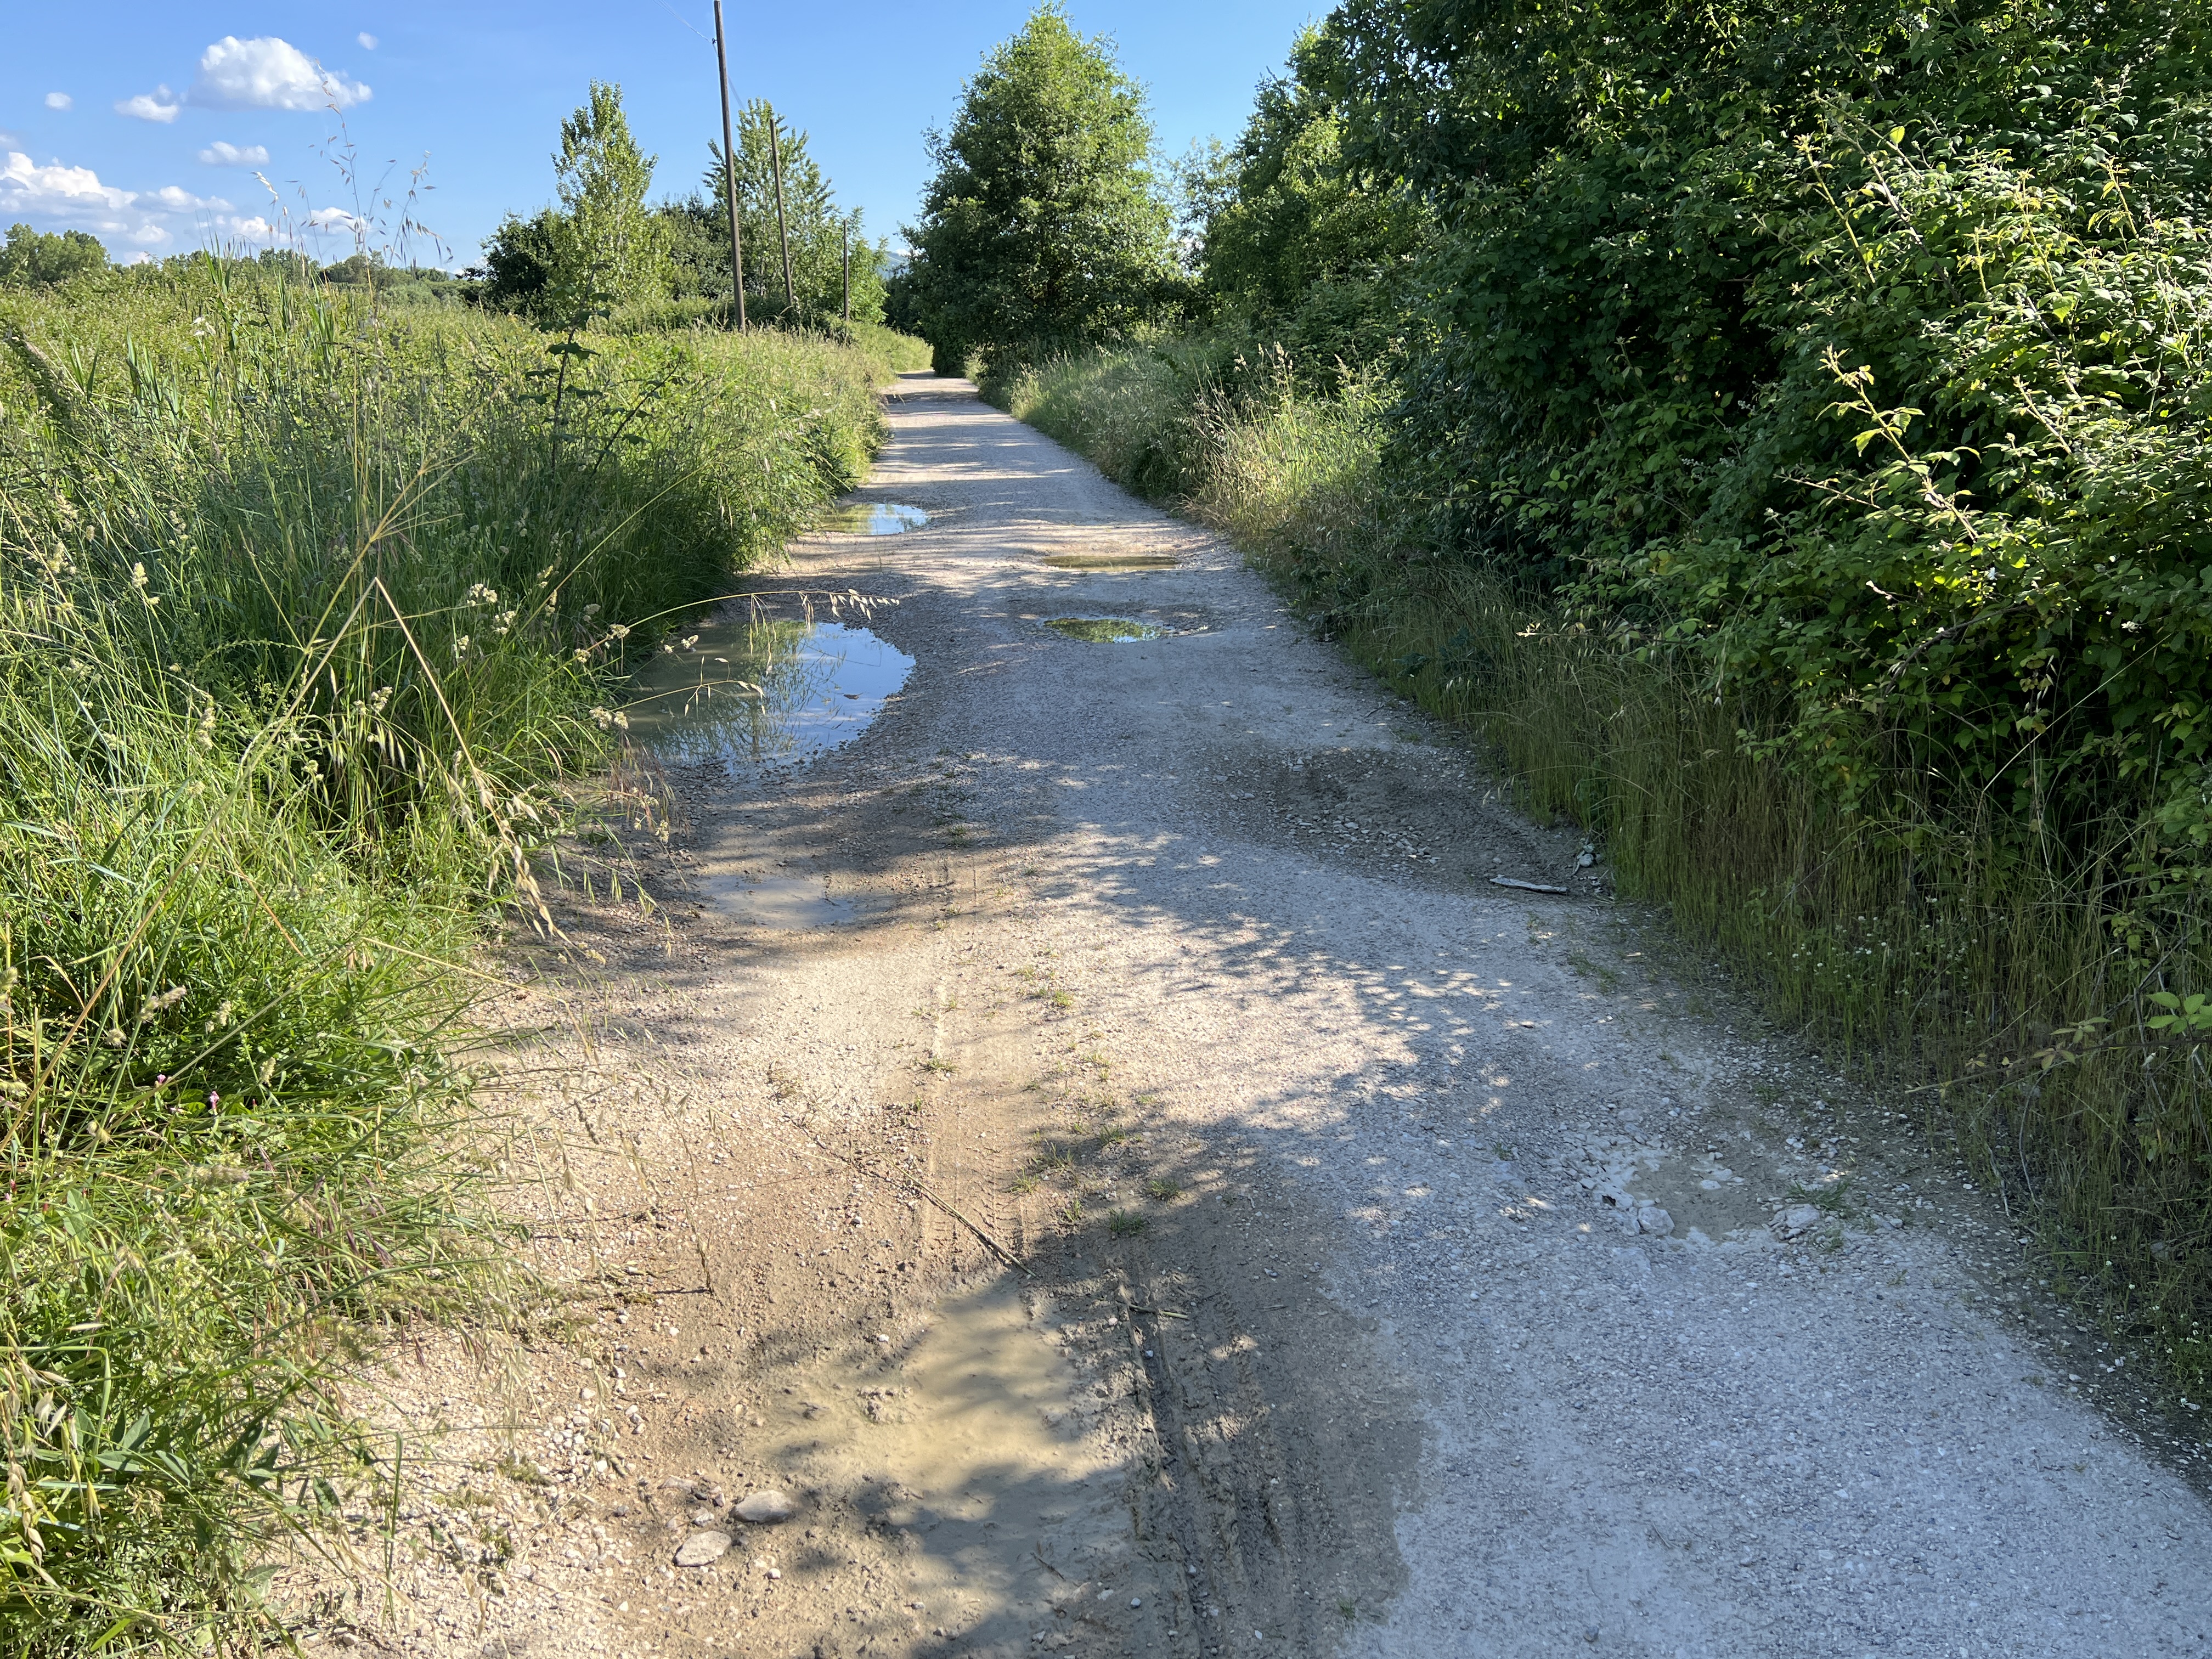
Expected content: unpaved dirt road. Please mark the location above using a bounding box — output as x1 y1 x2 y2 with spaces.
339 375 2212 1659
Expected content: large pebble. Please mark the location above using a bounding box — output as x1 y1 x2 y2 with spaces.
674 1530 732 1566
1772 1203 1823 1239
1635 1202 1674 1237
735 1489 795 1524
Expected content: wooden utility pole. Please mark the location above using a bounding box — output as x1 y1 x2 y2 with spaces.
842 226 850 324
711 0 746 330
766 105 795 313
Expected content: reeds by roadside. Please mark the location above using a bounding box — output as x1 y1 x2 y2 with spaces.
0 255 896 1650
996 344 2212 1399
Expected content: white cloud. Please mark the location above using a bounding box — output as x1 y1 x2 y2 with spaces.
116 86 182 123
0 150 279 253
198 140 270 166
357 32 379 50
151 184 232 212
1 151 133 217
45 92 72 111
190 37 370 112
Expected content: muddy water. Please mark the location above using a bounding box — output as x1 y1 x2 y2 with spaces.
755 1276 1131 1650
1043 617 1161 643
624 618 912 772
1040 553 1176 569
822 502 929 535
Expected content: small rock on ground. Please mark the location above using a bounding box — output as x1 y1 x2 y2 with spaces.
735 1489 795 1523
673 1530 732 1567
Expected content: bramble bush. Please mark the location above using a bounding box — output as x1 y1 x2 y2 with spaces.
1343 0 2212 872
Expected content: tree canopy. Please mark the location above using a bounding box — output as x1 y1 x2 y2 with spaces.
1188 22 1431 374
475 82 665 323
0 223 109 289
900 4 1180 373
661 101 888 326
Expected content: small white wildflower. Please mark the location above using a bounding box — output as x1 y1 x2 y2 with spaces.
589 707 615 730
453 635 472 658
607 623 630 641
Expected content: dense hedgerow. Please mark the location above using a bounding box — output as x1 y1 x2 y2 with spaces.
1335 0 2212 870
0 257 896 1650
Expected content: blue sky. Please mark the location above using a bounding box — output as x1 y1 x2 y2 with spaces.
1 3 1322 268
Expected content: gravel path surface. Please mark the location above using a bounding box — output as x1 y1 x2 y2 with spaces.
329 374 2212 1659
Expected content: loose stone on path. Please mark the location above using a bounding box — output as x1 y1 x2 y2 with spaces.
674 1530 733 1567
735 1489 795 1523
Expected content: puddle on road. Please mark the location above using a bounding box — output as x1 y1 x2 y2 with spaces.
1568 1120 1790 1247
759 1274 1130 1647
625 618 912 770
821 501 929 535
697 868 853 928
1045 617 1161 643
1040 553 1177 569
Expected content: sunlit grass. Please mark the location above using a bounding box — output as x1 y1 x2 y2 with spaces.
0 258 906 1648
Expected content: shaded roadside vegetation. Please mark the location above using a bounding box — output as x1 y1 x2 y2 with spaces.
919 2 2212 1389
0 248 899 1649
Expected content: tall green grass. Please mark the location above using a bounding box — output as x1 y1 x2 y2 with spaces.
999 345 2212 1390
0 256 900 1650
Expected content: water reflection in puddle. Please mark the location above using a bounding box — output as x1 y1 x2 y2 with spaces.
698 869 853 928
821 502 929 535
1041 553 1177 569
1045 616 1161 642
624 618 913 770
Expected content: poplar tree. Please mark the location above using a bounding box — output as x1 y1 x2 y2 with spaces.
690 102 883 324
550 81 668 312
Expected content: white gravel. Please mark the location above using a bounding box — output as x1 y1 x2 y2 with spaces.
820 374 2212 1657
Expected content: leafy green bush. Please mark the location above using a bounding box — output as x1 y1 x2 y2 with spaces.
0 256 891 1649
1338 0 2212 868
901 4 1187 376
